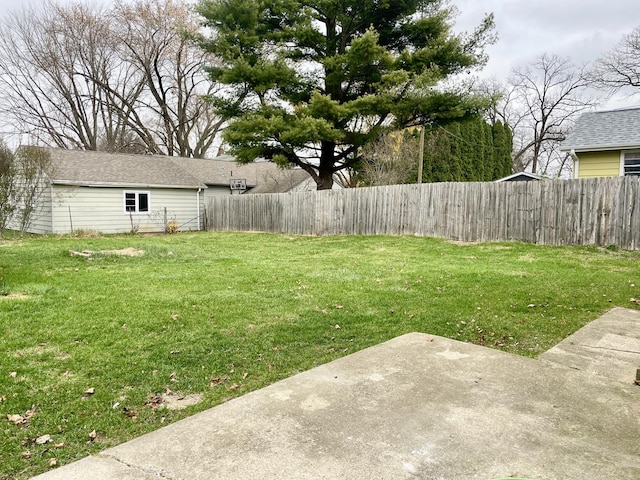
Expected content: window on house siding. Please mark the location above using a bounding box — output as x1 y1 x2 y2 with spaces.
624 153 640 176
124 191 150 213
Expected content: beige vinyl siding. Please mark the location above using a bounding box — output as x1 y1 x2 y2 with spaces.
26 183 53 234
51 185 202 234
203 185 233 200
577 151 621 178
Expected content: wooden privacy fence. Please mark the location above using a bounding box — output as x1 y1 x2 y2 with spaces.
205 176 640 249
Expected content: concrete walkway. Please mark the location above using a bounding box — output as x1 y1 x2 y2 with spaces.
539 307 640 383
33 308 640 480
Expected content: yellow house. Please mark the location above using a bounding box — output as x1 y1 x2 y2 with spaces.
560 107 640 179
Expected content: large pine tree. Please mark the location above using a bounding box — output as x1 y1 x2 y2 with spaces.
198 0 495 189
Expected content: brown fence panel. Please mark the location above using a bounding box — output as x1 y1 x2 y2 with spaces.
204 176 640 249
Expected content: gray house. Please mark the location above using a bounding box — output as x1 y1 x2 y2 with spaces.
16 149 311 234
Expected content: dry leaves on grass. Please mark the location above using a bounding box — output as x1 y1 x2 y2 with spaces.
6 405 37 426
7 413 25 425
144 389 202 410
19 432 55 448
122 406 138 420
35 434 52 445
209 376 227 387
144 394 165 409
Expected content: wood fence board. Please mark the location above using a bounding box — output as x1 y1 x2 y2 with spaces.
204 177 640 249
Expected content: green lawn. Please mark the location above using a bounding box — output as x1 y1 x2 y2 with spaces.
1 231 639 479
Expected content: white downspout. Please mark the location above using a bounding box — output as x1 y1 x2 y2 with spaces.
569 149 579 179
196 188 202 231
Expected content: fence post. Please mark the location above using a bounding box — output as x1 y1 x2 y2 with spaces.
164 207 167 232
68 206 73 234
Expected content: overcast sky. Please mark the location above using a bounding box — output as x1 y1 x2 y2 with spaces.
453 1 636 76
2 0 638 108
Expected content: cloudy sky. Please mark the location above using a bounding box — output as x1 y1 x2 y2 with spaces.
1 0 638 107
453 0 637 79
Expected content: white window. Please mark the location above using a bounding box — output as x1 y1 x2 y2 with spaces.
623 152 640 176
124 191 150 213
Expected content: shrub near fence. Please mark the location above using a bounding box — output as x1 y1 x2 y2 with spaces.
205 176 640 249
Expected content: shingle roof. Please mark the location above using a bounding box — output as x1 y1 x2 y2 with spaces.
48 149 204 188
561 107 640 152
45 149 311 192
183 155 307 190
495 172 543 182
248 168 313 193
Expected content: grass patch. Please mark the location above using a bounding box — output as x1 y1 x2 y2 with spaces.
0 267 9 297
1 232 639 478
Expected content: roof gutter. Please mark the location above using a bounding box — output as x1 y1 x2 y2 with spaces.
559 143 640 153
51 180 206 190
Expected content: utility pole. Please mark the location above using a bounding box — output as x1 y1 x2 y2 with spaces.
417 125 425 184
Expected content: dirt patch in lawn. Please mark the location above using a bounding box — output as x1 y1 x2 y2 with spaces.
104 247 144 257
447 240 478 246
1 293 30 300
13 343 70 359
70 248 144 258
145 391 203 411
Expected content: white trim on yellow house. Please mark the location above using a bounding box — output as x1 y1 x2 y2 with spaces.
561 107 640 179
619 151 624 177
622 150 640 176
573 149 640 178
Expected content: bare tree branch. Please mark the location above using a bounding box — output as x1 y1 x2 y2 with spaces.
488 54 598 177
590 26 640 94
0 0 225 158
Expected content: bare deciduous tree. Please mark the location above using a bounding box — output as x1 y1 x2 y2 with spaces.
0 142 53 234
109 0 225 157
484 54 597 177
0 139 17 234
13 147 53 233
0 2 124 149
357 132 420 186
590 26 640 94
0 0 224 157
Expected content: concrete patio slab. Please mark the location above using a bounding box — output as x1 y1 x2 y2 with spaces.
32 309 640 480
539 307 640 384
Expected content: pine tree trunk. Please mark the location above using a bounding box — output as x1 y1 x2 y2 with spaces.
316 173 334 190
317 141 335 190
